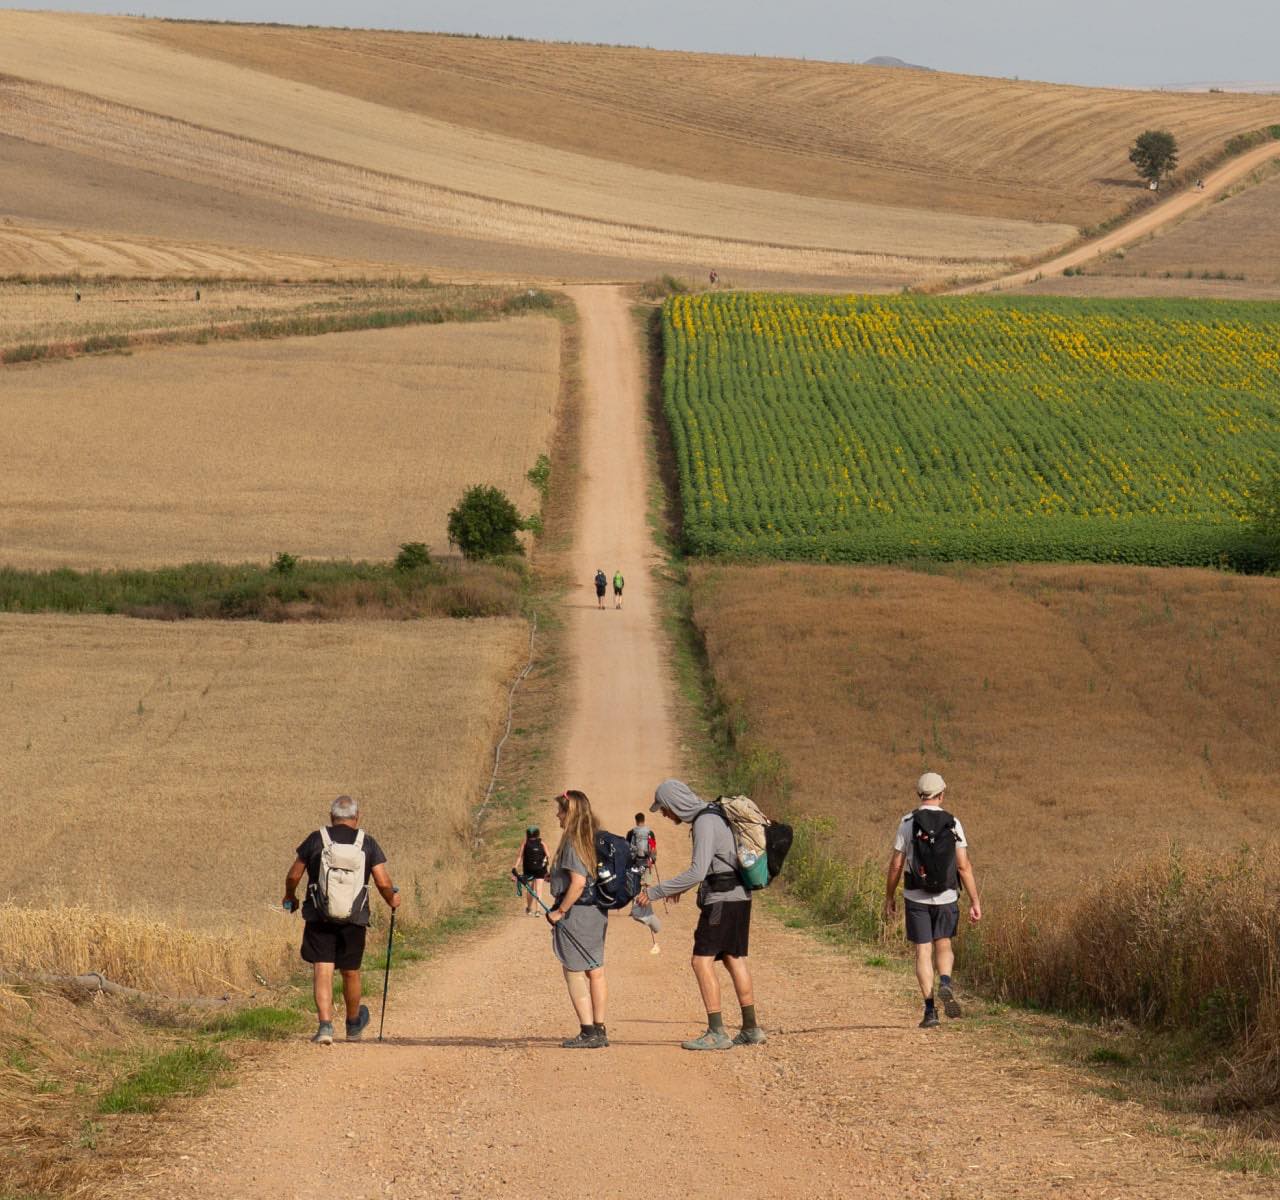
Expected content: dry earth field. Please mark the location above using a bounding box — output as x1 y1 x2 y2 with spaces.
6 12 1278 285
689 563 1280 900
0 613 528 982
0 318 560 569
1016 166 1280 298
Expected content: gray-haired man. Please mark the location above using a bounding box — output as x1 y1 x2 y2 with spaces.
284 795 400 1044
884 772 982 1028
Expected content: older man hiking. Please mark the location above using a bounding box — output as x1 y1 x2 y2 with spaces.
637 779 766 1050
884 772 982 1029
284 795 401 1045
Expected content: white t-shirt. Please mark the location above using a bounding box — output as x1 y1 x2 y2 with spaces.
893 806 968 906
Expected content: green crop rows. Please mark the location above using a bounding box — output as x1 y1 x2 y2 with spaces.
661 292 1280 565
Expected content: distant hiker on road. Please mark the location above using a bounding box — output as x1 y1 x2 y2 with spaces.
709 269 718 286
283 795 400 1045
628 811 656 883
613 569 625 609
639 779 766 1050
883 772 982 1029
513 825 550 916
594 569 607 610
548 789 610 1048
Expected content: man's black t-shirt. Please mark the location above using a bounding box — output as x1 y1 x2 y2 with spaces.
295 824 387 927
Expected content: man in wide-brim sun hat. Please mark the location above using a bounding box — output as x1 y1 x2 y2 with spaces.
883 772 982 1029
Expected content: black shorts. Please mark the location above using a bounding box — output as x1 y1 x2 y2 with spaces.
693 899 751 961
904 900 959 945
301 920 368 970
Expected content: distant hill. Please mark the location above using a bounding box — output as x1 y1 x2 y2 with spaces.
863 55 934 71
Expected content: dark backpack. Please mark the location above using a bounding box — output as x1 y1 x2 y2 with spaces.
522 837 548 876
907 808 958 894
577 829 643 911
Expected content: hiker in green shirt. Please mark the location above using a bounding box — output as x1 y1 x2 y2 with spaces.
612 569 624 609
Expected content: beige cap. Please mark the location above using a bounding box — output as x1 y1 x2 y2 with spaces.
916 772 946 799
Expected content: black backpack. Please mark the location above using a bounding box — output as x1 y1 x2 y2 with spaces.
522 837 548 876
907 808 958 894
577 829 643 911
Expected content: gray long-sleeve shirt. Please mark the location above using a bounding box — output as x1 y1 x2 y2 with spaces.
647 780 748 904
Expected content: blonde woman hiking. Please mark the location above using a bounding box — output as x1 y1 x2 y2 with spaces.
547 789 609 1048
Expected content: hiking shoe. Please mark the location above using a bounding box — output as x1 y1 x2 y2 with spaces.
938 982 962 1019
681 1029 734 1051
312 1021 335 1045
561 1029 607 1049
733 1026 768 1046
919 1008 940 1029
346 1004 371 1040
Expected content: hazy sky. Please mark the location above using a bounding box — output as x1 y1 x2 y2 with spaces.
11 0 1280 88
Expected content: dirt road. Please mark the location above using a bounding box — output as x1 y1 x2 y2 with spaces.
113 288 1271 1199
955 139 1280 294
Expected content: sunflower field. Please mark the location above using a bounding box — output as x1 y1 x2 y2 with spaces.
661 293 1280 565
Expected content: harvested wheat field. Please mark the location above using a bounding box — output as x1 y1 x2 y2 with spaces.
0 11 1140 284
132 15 1280 229
0 612 528 963
0 317 561 569
690 562 1280 896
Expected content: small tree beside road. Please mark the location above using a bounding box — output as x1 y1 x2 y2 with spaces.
447 484 526 560
1129 129 1179 188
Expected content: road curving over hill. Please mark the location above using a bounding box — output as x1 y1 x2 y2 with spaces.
954 139 1280 294
107 288 1274 1200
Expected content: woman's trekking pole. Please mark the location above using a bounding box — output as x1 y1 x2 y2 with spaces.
511 869 597 966
378 887 399 1043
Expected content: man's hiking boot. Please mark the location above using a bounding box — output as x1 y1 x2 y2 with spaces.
682 1029 734 1051
346 1004 371 1040
312 1021 335 1045
938 982 962 1019
561 1029 607 1049
732 1026 768 1046
919 1008 941 1029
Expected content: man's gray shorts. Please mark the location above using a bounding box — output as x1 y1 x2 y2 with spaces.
904 900 959 944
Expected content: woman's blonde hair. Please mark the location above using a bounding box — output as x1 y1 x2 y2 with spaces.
554 789 598 879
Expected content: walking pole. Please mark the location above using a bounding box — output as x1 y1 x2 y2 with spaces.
377 887 399 1043
511 870 597 967
652 865 670 912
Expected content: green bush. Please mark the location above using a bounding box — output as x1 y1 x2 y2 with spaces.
447 485 526 560
394 542 432 572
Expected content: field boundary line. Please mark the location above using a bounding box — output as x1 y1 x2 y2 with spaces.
473 612 538 831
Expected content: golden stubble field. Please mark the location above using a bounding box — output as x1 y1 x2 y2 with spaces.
0 613 528 988
689 563 1280 899
0 12 1093 284
1 317 561 568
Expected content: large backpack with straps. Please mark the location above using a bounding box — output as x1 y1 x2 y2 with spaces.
907 808 959 894
697 796 793 891
522 836 548 876
576 829 643 911
316 827 369 922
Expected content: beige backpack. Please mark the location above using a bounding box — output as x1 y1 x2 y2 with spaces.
318 828 368 922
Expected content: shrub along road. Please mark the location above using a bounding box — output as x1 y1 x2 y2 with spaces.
108 288 1273 1199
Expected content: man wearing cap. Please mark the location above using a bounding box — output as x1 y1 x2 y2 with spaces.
884 772 982 1029
513 825 550 915
637 779 766 1050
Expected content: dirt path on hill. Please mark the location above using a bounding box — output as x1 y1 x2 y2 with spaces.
955 139 1280 294
110 287 1271 1200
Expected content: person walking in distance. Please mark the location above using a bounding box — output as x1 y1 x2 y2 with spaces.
612 569 625 609
594 568 608 610
638 779 766 1050
627 811 656 884
283 795 400 1045
513 825 550 915
548 790 610 1048
883 772 982 1028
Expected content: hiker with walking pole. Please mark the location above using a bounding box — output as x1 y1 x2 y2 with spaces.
283 794 400 1045
638 779 767 1050
883 772 982 1029
547 789 610 1048
512 825 550 915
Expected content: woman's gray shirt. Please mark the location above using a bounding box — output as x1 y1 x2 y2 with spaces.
550 843 607 971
